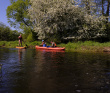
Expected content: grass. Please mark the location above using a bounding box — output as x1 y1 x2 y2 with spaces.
59 41 110 52
0 40 110 52
0 41 18 48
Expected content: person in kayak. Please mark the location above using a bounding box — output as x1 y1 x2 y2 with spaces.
41 40 46 47
18 34 22 46
51 41 56 47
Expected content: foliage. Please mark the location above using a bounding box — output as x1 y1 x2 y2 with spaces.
59 41 110 52
0 22 20 41
28 0 107 41
27 32 34 42
0 41 41 48
1 40 110 52
0 41 18 48
7 0 37 41
7 0 31 28
6 0 110 42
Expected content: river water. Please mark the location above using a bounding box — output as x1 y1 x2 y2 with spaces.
0 48 110 93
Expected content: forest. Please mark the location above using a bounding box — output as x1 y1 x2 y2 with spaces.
1 0 110 43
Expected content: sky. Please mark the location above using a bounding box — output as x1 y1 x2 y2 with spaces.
0 0 16 30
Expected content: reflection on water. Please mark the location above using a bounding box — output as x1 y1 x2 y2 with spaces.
18 49 26 62
0 48 110 93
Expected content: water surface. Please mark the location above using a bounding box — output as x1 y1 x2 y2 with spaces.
0 48 110 93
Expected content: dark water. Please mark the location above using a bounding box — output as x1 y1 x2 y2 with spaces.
0 48 110 93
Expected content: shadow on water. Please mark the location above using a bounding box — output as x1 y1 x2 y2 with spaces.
0 48 110 93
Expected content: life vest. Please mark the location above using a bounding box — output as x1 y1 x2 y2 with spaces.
55 43 57 46
51 42 56 47
18 36 22 40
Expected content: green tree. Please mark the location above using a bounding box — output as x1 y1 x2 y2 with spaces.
6 0 37 41
7 0 31 28
0 22 20 41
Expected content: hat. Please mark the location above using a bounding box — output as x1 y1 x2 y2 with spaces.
42 40 44 42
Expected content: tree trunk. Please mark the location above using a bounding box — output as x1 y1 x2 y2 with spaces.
106 0 110 21
102 0 104 15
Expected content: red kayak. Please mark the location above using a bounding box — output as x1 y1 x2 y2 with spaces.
35 45 65 51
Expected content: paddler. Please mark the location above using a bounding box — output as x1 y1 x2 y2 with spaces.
18 34 22 46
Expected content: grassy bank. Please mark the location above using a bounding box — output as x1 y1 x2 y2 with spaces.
0 41 110 52
59 41 110 52
0 41 41 48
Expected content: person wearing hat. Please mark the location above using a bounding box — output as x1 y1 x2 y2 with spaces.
40 40 46 47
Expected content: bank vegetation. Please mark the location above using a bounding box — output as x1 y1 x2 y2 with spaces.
1 41 110 52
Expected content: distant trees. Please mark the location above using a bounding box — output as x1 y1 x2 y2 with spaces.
0 22 20 41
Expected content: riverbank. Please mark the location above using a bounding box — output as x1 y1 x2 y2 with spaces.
59 41 110 52
0 41 110 52
0 41 40 48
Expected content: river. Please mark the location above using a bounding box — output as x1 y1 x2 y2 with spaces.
0 48 110 93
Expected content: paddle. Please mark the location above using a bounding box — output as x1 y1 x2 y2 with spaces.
23 40 28 47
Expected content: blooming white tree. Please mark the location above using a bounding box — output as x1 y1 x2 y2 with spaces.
28 0 106 40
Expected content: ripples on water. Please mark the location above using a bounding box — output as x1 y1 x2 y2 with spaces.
0 48 110 93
